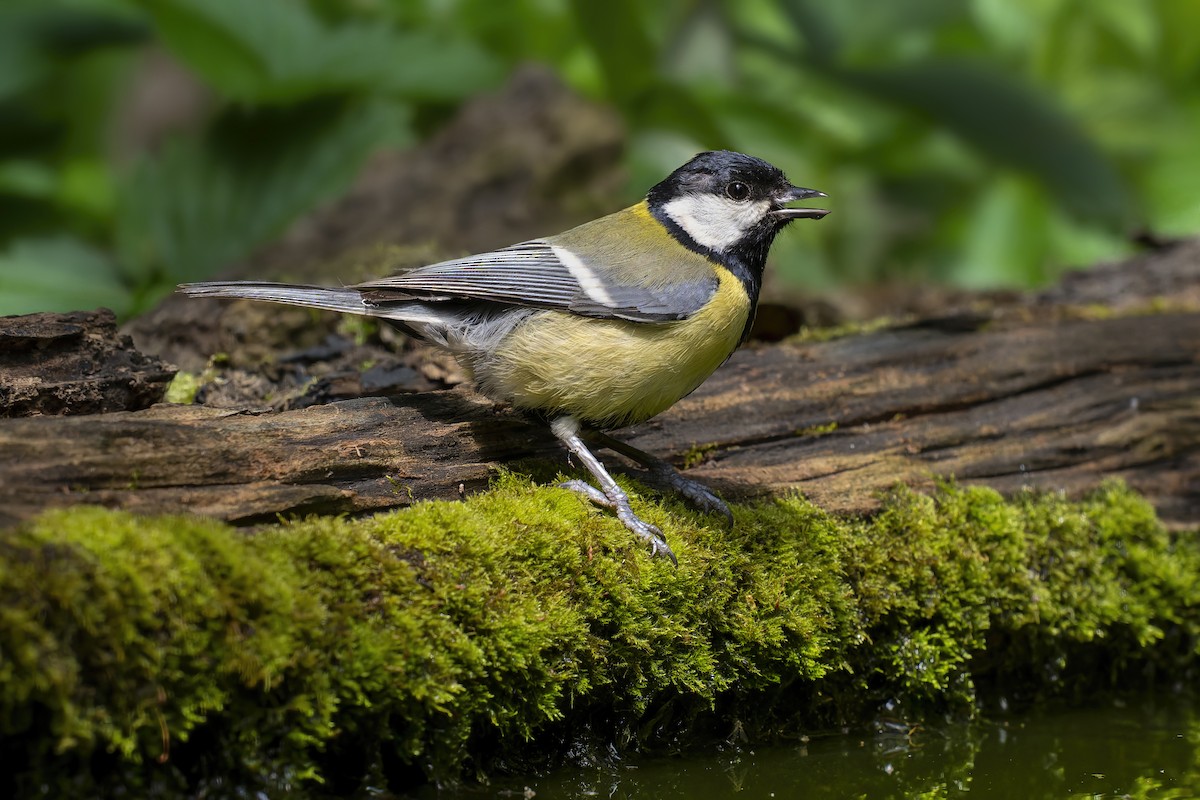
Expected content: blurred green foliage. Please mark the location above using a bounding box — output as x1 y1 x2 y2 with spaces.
2 0 1199 317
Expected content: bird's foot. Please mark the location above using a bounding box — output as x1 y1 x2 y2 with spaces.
582 431 733 529
560 479 678 565
650 468 735 529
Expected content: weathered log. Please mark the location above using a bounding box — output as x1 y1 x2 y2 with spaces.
0 309 175 418
2 302 1197 529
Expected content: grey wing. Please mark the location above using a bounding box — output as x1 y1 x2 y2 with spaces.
353 240 716 323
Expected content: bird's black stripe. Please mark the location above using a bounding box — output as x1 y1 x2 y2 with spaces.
644 202 764 343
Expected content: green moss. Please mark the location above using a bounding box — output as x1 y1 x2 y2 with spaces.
798 420 838 437
163 371 203 405
790 315 898 344
337 314 379 346
164 357 233 405
1 478 1196 796
843 482 1200 710
680 442 719 470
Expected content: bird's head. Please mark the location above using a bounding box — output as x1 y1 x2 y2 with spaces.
646 150 829 260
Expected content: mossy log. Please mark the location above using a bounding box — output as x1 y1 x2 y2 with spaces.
2 480 1197 796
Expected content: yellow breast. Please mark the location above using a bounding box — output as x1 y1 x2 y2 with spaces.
483 267 750 428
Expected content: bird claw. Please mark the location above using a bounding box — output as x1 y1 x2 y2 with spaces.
559 479 678 565
559 479 610 508
655 469 734 529
583 431 732 529
646 536 678 566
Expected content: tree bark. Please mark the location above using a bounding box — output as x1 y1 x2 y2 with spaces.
0 309 175 418
3 278 1197 528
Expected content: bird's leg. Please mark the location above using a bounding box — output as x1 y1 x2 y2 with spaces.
586 430 734 529
552 417 677 565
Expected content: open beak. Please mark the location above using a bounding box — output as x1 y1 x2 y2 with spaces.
771 185 830 220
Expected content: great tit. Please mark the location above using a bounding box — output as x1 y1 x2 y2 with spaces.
179 150 829 563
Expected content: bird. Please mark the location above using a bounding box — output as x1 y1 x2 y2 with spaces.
179 150 829 564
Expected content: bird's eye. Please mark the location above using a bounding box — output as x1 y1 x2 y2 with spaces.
725 181 750 201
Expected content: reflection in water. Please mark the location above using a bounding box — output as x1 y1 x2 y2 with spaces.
407 690 1199 799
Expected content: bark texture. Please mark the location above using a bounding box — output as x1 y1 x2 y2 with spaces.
0 309 175 418
2 277 1197 528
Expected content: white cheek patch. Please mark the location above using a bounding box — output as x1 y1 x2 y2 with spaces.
661 194 770 252
551 244 615 307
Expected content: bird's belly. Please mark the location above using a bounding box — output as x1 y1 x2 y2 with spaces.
479 269 750 428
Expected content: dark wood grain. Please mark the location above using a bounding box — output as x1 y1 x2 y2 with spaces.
0 309 175 417
3 308 1196 528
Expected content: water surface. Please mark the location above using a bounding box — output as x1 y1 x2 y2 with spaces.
409 691 1198 799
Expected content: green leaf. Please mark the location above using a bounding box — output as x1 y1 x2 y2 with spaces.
0 34 46 101
139 0 270 100
662 5 735 87
115 97 411 289
57 158 115 222
0 160 56 199
835 58 1132 226
0 237 130 316
568 0 658 105
1142 101 1200 237
1159 0 1200 81
634 85 728 148
969 0 1039 51
782 0 968 65
957 176 1050 288
1087 0 1159 61
375 31 503 101
776 0 841 66
1045 213 1132 275
0 3 147 101
703 91 823 174
140 0 500 103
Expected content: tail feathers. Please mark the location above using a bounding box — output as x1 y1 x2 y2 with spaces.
178 281 370 316
177 281 450 329
180 281 475 352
